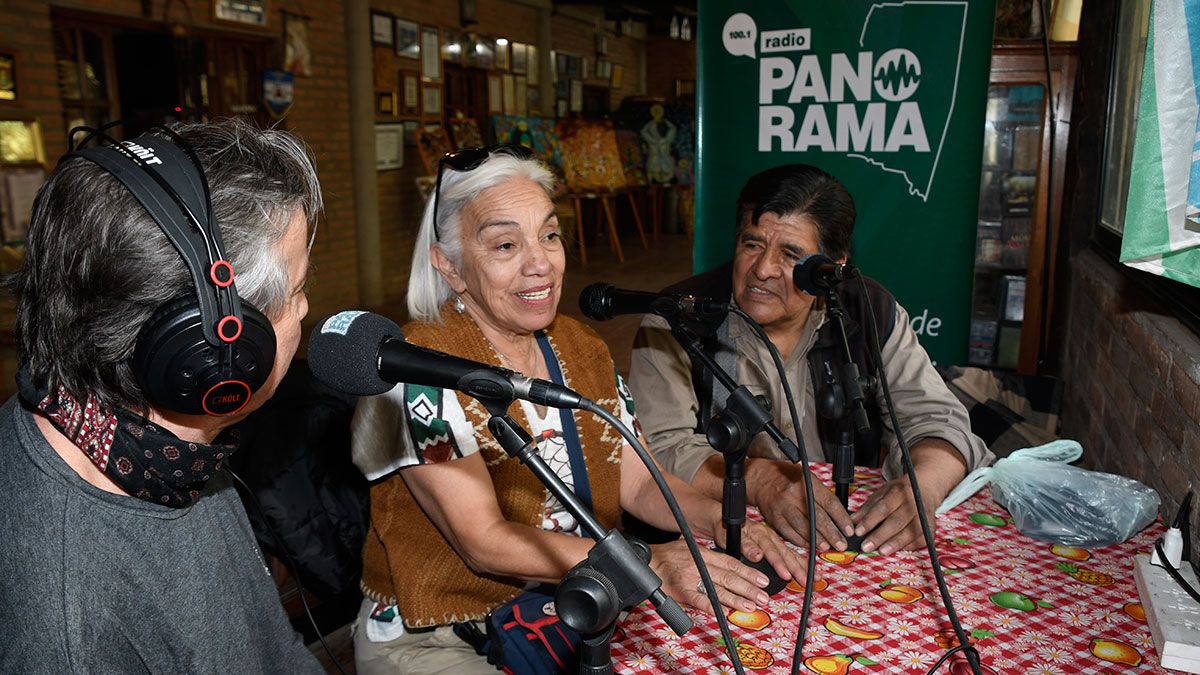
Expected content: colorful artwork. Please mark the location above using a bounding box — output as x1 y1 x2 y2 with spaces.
613 100 697 186
416 127 452 175
447 117 484 150
491 115 563 176
556 120 626 193
614 130 647 187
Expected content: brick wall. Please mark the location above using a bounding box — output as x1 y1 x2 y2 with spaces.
1058 249 1200 556
644 35 696 101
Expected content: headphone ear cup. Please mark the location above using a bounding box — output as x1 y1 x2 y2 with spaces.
134 296 277 416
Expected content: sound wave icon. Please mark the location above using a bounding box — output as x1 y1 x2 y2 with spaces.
874 52 921 97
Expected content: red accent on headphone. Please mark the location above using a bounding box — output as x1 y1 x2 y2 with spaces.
216 315 243 343
201 380 252 416
210 260 235 288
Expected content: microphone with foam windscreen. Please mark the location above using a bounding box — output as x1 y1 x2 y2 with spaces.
792 253 857 295
307 310 585 408
579 282 728 321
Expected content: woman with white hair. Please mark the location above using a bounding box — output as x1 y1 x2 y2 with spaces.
351 145 806 673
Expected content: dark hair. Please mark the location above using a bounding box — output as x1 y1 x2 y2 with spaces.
13 118 323 411
734 163 856 259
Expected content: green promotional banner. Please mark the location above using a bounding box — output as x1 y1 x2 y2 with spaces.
696 0 995 364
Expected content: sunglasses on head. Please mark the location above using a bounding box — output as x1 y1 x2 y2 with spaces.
432 143 537 243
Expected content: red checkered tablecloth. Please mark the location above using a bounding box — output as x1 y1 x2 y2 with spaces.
612 463 1167 674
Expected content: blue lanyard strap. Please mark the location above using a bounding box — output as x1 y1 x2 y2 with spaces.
534 331 593 513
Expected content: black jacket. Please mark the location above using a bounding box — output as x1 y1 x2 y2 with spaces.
228 360 368 602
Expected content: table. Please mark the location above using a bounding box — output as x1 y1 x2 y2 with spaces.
612 464 1168 673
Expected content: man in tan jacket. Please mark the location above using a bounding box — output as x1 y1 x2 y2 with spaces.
630 164 993 555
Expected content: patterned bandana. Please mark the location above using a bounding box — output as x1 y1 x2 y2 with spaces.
16 366 236 508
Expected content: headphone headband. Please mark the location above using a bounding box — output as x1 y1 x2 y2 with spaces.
70 133 243 347
63 124 276 416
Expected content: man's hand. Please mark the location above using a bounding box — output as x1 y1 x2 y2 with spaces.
851 440 967 554
744 458 856 551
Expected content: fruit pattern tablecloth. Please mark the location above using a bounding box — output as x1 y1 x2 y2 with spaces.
611 464 1167 674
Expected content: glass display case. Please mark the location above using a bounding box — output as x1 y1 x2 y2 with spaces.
968 43 1076 374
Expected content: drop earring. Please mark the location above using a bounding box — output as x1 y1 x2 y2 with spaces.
454 295 466 313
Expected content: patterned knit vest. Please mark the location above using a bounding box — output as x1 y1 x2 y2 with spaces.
359 308 625 628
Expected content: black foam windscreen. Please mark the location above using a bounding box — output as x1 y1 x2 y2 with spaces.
579 282 617 321
792 253 835 295
307 311 403 396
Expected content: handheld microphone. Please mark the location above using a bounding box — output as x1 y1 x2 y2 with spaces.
307 311 585 409
792 254 857 295
579 283 728 322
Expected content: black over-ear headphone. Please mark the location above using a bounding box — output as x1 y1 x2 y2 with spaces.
69 125 276 416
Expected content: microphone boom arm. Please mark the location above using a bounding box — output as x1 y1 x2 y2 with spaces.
667 320 802 464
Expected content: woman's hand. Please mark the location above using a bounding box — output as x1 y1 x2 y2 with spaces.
650 540 775 614
649 527 809 615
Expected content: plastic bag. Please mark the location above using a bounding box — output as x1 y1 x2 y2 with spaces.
936 440 1160 547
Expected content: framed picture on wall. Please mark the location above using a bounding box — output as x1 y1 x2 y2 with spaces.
421 26 441 81
502 73 515 115
0 166 45 243
0 51 17 102
515 75 527 116
511 43 527 74
395 19 419 59
0 119 43 164
488 74 502 114
526 45 538 85
495 39 509 71
370 11 395 47
375 123 404 171
569 78 582 113
283 12 313 76
214 0 268 28
422 85 442 116
402 71 419 114
377 91 396 116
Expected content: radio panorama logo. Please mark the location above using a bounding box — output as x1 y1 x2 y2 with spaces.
873 49 921 101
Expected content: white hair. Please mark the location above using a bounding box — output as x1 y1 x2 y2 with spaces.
407 152 557 322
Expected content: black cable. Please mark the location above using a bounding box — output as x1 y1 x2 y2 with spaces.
1036 0 1057 370
926 644 971 674
858 276 982 675
580 401 745 675
1154 539 1200 605
224 466 350 675
726 307 819 672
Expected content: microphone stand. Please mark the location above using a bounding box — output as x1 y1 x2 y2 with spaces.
482 402 692 674
667 318 802 595
817 288 877 552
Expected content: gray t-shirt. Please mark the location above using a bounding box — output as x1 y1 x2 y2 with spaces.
0 397 322 674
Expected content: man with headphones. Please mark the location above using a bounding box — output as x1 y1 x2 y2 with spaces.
0 118 325 672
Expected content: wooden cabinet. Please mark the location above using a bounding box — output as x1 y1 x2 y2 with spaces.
968 42 1076 374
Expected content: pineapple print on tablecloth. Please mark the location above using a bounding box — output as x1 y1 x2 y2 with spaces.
1055 562 1114 586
